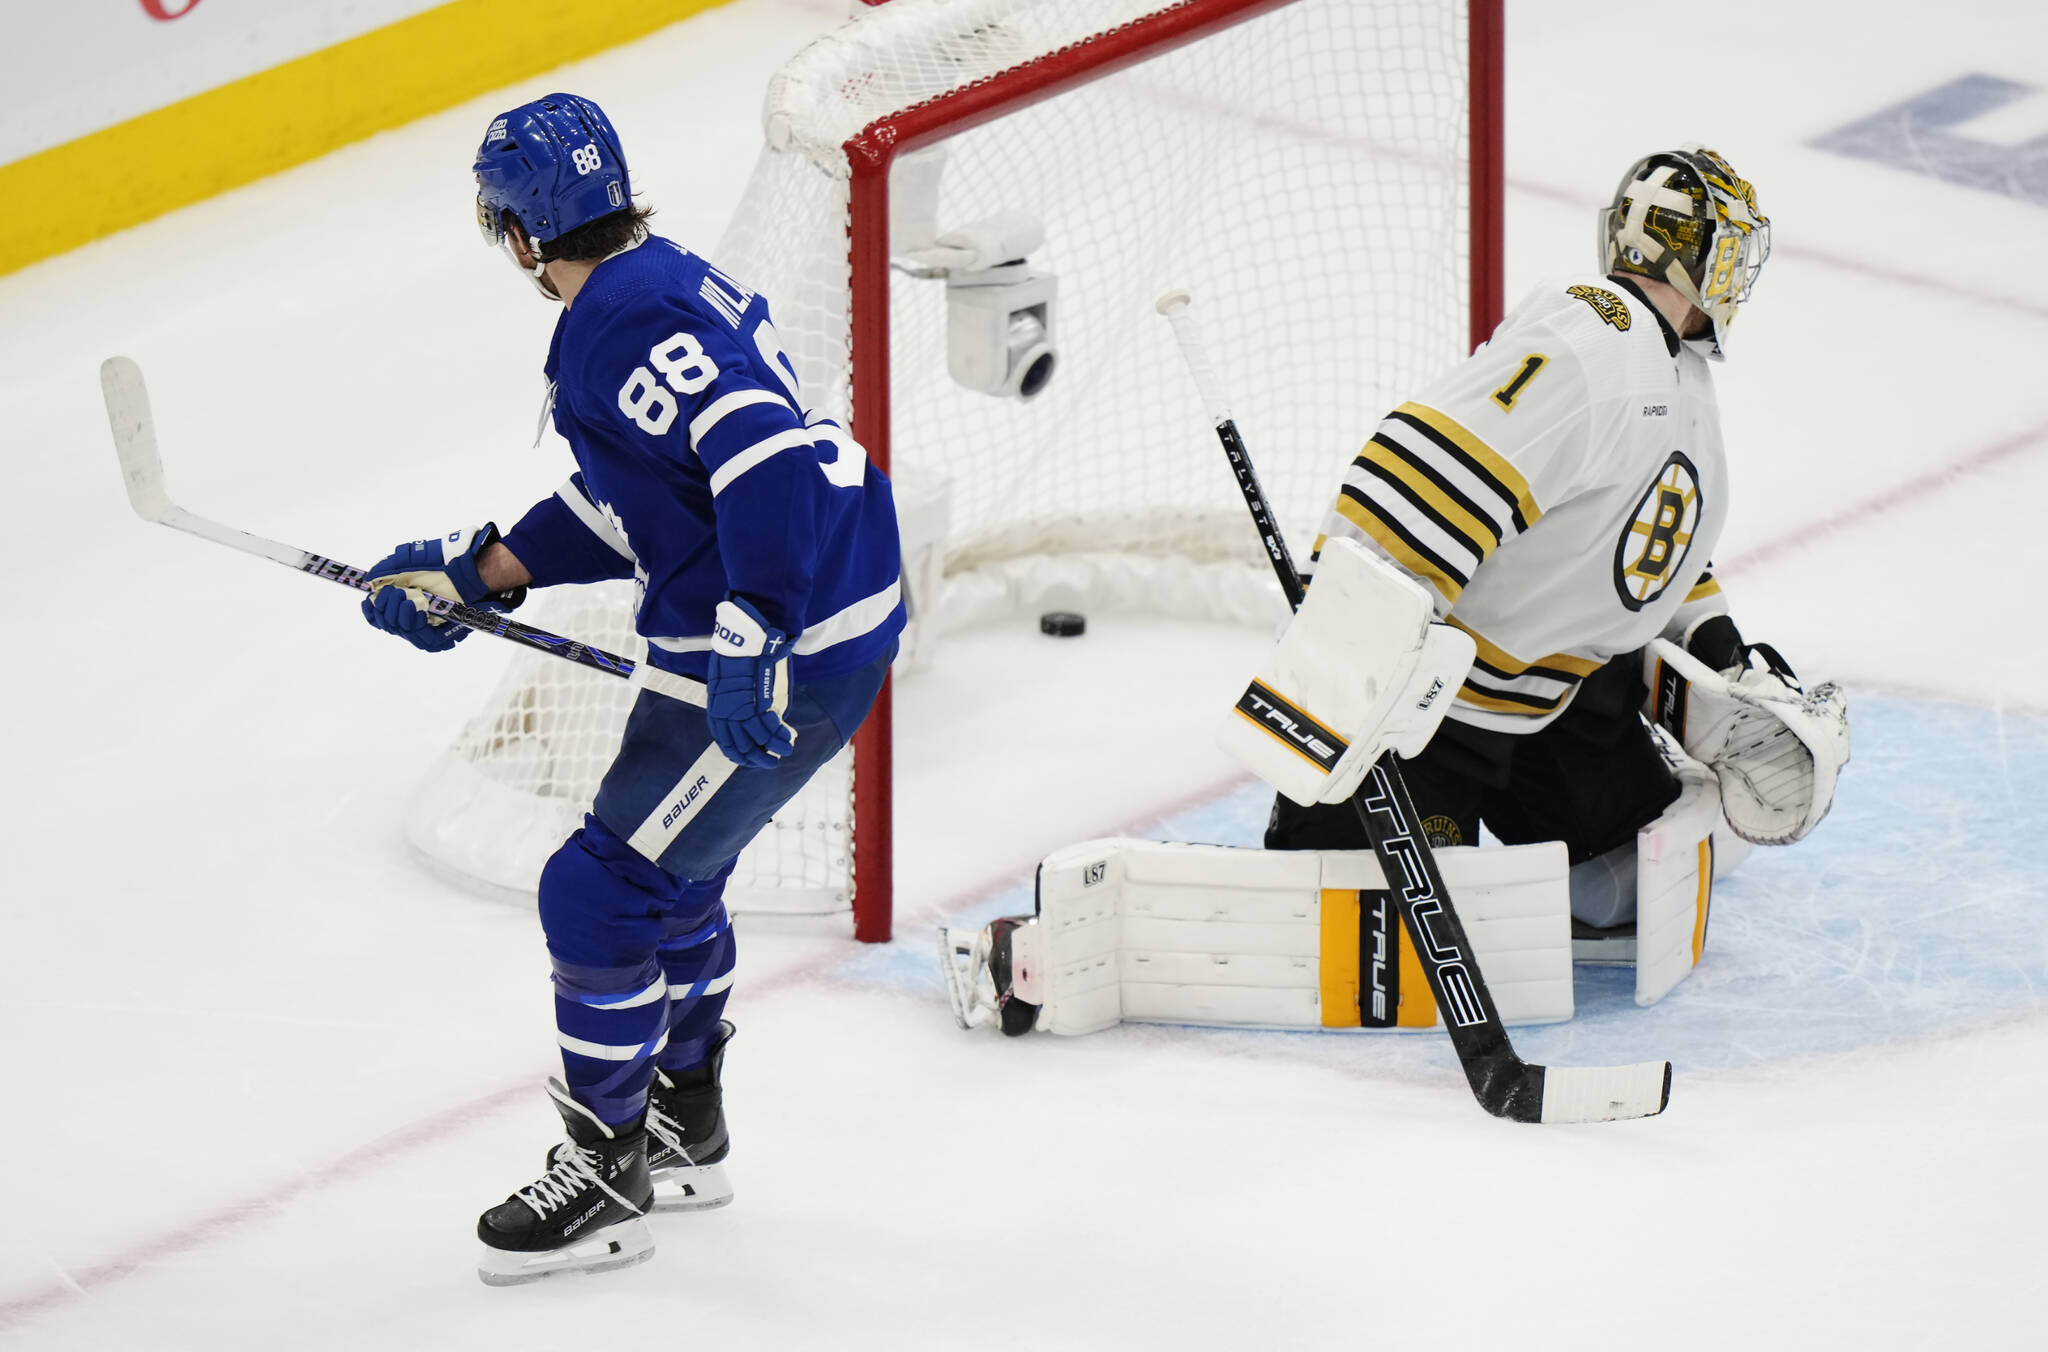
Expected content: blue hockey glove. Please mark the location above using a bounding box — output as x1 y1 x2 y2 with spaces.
360 524 524 653
705 596 797 768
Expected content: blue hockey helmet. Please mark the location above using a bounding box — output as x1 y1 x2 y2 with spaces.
473 93 631 251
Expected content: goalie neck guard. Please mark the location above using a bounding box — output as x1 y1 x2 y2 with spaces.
1599 144 1770 360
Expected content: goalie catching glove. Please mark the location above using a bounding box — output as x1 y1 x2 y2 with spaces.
1218 537 1475 805
1646 628 1848 845
361 524 525 652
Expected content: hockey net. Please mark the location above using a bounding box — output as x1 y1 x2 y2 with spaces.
407 0 1500 938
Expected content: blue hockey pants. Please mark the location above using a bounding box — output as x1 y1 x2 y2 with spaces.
537 646 891 1124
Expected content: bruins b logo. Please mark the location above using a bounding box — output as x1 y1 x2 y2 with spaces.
1613 452 1702 611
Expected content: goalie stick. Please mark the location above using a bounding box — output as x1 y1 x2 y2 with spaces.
99 357 684 699
1155 292 1670 1124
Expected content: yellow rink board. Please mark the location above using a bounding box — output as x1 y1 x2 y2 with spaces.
2 0 732 276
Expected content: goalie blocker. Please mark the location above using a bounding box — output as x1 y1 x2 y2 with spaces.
1219 538 1474 808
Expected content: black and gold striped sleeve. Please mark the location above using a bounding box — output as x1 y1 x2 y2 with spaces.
1320 401 1542 608
1448 618 1603 718
1661 562 1732 644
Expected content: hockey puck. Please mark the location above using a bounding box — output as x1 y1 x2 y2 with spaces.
1039 611 1086 638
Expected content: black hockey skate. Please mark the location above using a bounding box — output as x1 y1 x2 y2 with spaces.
644 1020 735 1212
940 914 1041 1036
986 915 1040 1036
476 1077 655 1287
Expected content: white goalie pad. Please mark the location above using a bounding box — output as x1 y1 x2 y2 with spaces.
969 837 1572 1036
1218 539 1476 807
1632 730 1751 1005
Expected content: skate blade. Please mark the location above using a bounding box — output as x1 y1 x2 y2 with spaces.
477 1217 656 1287
651 1162 733 1212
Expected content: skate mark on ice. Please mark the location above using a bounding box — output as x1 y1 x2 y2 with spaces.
839 693 2048 1081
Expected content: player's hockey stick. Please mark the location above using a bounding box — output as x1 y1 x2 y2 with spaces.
1155 292 1670 1124
101 356 686 698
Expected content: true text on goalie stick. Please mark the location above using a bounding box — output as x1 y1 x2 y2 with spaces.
1154 290 1671 1124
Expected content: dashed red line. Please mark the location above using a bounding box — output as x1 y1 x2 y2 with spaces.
1508 182 2048 578
0 1081 530 1332
1508 175 2048 327
0 765 1256 1331
8 163 2042 1342
1723 416 2048 578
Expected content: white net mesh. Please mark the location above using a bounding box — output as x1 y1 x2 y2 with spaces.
409 0 1477 917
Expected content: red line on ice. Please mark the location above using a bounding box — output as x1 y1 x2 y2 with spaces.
0 768 1253 1331
0 1081 530 1332
9 166 2041 1336
1722 417 2048 579
1507 175 2048 327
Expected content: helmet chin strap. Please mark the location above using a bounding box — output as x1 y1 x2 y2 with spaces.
501 234 564 302
1658 255 1708 318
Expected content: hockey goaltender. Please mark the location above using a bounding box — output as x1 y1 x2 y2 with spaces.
945 145 1849 1041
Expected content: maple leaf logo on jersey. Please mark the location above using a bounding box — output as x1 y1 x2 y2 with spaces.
598 499 631 549
597 499 652 605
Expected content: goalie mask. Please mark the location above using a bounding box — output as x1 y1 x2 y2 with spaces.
1599 145 1770 360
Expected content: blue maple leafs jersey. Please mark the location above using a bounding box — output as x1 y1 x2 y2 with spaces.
501 237 904 682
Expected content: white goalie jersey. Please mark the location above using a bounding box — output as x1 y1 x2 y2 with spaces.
1310 274 1733 735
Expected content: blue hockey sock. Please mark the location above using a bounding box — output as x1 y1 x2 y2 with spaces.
539 818 704 1125
654 884 737 1074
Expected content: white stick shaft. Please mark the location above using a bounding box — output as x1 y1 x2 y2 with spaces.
160 504 339 571
105 358 389 580
1647 636 1721 687
98 354 699 702
1154 289 1232 426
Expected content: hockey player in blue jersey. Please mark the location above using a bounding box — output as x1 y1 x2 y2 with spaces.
358 93 904 1285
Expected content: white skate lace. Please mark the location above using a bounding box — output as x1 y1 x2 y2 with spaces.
645 1098 694 1167
516 1141 645 1220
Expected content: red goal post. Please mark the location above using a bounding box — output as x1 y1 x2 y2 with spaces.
839 0 1504 940
408 0 1505 945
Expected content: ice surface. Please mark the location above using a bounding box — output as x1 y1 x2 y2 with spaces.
903 694 2048 1074
2 0 2045 1346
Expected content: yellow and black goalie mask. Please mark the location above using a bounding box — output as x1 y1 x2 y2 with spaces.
1599 144 1770 360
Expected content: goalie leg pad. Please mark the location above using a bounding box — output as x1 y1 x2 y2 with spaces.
1218 538 1476 807
1633 730 1752 1005
968 837 1573 1036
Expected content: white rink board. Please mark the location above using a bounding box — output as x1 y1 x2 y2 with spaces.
0 0 443 163
1 0 2046 1347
